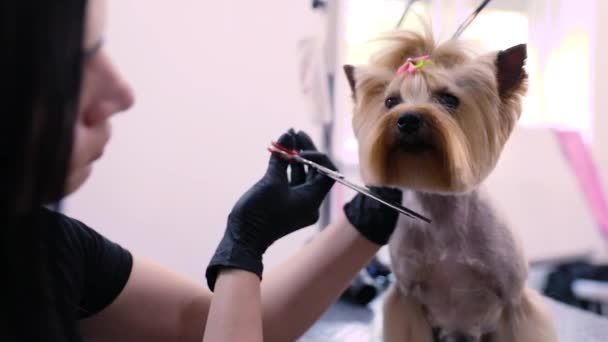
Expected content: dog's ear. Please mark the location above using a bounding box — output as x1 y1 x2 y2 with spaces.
344 64 357 95
493 289 558 342
343 64 393 102
495 44 527 99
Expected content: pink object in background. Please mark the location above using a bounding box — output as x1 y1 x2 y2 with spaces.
555 130 608 240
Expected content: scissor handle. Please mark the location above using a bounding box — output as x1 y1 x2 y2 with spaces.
269 142 345 179
271 141 298 155
267 141 300 161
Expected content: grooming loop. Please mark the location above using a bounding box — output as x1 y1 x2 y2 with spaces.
395 0 493 39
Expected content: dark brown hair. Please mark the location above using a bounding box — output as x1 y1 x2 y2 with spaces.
1 0 87 340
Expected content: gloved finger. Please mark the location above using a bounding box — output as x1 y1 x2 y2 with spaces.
266 131 296 183
286 129 306 185
290 163 306 186
295 130 319 152
368 186 403 203
299 151 338 173
299 151 337 185
297 151 337 202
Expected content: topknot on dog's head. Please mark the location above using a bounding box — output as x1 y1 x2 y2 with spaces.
344 28 483 107
369 30 475 71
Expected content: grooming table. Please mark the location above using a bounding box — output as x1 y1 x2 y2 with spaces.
300 296 608 341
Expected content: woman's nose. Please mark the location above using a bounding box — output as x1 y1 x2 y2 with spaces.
113 77 135 113
83 58 135 126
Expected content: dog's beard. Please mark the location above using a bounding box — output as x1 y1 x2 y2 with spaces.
358 111 478 193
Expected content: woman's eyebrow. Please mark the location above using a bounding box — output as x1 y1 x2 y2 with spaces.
84 38 105 60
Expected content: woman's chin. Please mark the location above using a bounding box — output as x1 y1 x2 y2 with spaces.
64 165 93 197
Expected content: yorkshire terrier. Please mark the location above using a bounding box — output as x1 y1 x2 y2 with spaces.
344 29 558 342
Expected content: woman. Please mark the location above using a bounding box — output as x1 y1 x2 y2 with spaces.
1 0 402 341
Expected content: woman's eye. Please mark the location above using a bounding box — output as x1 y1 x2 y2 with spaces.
384 96 402 109
435 92 460 111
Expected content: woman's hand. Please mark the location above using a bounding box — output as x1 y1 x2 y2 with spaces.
206 130 336 290
343 186 403 246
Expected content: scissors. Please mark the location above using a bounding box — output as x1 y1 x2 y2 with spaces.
267 141 431 223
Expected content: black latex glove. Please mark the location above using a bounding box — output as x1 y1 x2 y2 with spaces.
343 186 403 246
206 130 337 291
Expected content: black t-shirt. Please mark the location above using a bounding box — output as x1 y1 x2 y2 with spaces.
42 207 133 319
0 208 133 341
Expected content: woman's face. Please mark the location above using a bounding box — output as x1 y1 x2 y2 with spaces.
64 0 135 195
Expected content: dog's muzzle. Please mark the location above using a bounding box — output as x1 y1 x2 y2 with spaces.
396 111 433 153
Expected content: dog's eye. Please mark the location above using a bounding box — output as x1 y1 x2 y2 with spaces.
384 96 402 109
435 92 459 111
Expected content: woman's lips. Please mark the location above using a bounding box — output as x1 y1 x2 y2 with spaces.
90 148 105 162
88 124 112 163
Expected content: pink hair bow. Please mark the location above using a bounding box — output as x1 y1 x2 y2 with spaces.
396 55 433 75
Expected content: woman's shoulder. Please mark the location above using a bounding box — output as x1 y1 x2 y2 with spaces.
38 206 134 319
38 206 131 261
39 206 91 231
39 207 101 251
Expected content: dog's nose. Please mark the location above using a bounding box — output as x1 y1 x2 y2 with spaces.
397 112 423 133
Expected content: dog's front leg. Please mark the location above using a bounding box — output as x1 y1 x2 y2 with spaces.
383 284 434 342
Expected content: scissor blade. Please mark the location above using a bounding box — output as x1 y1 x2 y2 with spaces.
268 143 431 223
300 159 431 223
322 171 431 223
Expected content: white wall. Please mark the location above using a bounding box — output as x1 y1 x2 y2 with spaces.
484 128 604 262
65 1 327 281
484 0 608 262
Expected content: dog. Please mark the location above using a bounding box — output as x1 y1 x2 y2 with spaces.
344 28 558 342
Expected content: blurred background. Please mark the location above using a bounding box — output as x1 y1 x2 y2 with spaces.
64 0 608 317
